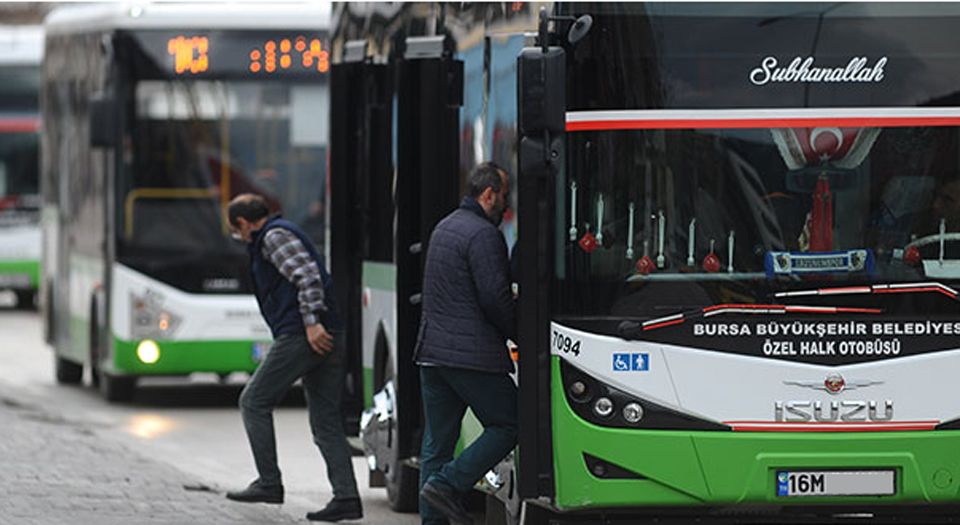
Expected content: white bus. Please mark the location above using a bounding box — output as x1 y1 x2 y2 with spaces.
0 26 42 309
42 3 349 404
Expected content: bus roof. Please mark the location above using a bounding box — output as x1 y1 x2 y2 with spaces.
0 25 42 65
44 2 330 35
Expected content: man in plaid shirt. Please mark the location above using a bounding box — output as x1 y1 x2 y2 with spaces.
224 193 361 523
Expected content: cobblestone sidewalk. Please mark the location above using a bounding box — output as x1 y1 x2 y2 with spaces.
0 395 301 525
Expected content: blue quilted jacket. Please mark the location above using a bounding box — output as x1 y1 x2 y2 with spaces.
414 197 517 373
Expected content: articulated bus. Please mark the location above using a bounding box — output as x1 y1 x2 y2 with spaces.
0 26 42 309
337 2 960 523
42 3 362 411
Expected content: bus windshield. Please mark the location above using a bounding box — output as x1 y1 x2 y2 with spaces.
0 130 39 219
557 120 960 326
120 79 327 292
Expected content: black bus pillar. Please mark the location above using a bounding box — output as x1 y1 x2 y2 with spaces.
516 9 566 505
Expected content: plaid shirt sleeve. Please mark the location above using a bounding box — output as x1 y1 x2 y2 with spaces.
260 228 328 326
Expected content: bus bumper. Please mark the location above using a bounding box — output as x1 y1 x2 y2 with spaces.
110 336 268 375
551 359 960 511
0 259 39 290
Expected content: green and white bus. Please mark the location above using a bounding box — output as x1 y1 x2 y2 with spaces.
338 2 960 522
42 3 350 404
0 26 42 309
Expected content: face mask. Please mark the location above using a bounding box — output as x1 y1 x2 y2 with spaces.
230 231 244 242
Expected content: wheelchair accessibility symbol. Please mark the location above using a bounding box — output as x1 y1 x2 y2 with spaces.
613 353 649 372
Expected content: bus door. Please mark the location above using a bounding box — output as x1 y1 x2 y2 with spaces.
394 32 463 478
330 41 391 436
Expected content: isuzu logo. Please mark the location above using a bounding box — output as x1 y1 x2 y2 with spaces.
783 374 883 394
774 400 894 422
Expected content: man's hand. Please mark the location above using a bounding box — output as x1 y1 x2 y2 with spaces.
306 323 334 355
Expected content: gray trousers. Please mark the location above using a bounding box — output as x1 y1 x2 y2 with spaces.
239 332 359 500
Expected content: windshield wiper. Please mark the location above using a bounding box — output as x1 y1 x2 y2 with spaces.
775 282 958 301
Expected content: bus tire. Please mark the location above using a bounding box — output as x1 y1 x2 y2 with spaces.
54 356 83 384
89 298 103 388
99 373 136 402
43 282 55 344
484 493 509 525
15 290 36 310
386 458 420 512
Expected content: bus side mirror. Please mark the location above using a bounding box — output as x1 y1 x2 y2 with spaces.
518 46 565 135
89 95 116 148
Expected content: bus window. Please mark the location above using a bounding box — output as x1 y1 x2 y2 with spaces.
122 80 327 278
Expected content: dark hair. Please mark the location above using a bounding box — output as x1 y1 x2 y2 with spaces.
467 161 506 198
227 193 270 227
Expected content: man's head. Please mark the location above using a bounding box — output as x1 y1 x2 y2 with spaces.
467 162 510 226
227 193 271 242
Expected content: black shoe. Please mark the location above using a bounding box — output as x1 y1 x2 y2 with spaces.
225 480 284 504
421 481 472 525
305 498 363 522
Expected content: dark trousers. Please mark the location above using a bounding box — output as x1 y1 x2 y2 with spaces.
238 332 359 500
419 366 517 525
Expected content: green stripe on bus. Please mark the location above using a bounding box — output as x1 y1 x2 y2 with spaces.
111 336 264 375
550 356 960 508
362 262 396 291
0 259 40 287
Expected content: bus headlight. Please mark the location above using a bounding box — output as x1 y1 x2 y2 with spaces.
131 292 181 339
136 339 161 364
622 402 644 424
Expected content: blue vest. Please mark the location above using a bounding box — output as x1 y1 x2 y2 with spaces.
248 216 341 338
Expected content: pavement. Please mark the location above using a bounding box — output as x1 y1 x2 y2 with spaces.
0 387 305 525
0 302 418 525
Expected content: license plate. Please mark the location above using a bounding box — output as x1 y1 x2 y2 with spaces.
0 273 30 287
776 470 895 497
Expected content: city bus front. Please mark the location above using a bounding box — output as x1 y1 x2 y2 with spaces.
519 3 960 520
0 29 41 309
106 27 330 383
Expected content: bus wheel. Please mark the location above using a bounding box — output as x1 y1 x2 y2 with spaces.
386 455 420 512
54 356 83 384
99 373 136 402
379 356 419 512
15 290 36 310
484 494 508 525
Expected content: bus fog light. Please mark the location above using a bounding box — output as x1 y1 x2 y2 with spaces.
593 397 614 417
136 339 161 364
622 402 644 423
569 381 587 398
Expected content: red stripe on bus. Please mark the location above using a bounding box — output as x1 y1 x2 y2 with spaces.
0 118 39 133
725 421 939 432
566 117 960 132
642 318 684 331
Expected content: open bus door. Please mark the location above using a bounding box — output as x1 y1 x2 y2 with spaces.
343 35 463 511
330 40 387 437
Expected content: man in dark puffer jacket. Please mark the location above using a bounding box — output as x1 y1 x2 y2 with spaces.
415 162 517 525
